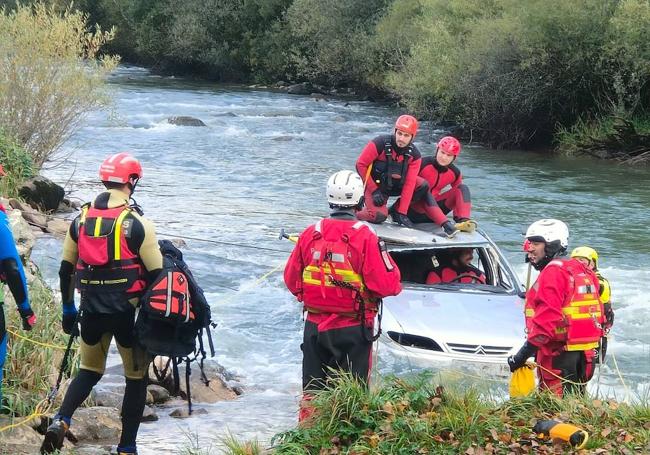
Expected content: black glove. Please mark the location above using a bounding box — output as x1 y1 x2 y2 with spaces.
441 221 458 237
371 189 388 207
604 303 614 329
394 212 414 228
17 308 36 331
507 341 538 372
62 313 80 336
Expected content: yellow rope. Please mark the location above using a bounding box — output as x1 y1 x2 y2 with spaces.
218 263 284 306
6 328 69 350
531 361 589 387
0 398 51 433
609 351 632 401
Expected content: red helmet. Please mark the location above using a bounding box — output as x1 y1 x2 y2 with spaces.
437 136 461 156
99 152 142 184
395 115 418 137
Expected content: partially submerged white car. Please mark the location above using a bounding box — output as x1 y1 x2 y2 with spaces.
373 223 525 368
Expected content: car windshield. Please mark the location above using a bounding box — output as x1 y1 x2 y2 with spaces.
388 245 515 292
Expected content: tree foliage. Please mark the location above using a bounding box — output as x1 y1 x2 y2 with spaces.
1 0 648 150
0 3 118 168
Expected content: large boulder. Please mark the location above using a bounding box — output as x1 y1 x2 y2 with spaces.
8 198 47 232
286 82 312 95
46 217 71 236
7 207 36 260
18 176 65 212
68 407 121 442
167 116 206 127
148 357 239 404
0 416 43 454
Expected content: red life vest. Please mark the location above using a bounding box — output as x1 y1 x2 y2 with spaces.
75 204 146 295
426 266 485 284
300 219 376 315
525 258 603 351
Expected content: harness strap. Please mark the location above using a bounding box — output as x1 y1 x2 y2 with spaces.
172 358 180 395
152 357 172 383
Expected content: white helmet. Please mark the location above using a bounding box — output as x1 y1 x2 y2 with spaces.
327 170 364 207
526 219 569 259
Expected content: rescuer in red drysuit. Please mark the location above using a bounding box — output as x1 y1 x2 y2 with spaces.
355 115 428 228
284 170 402 421
402 136 475 237
426 247 486 284
508 219 604 397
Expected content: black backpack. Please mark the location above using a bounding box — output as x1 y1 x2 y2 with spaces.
135 240 215 413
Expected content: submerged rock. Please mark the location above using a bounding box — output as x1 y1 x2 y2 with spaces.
141 405 159 422
169 406 208 418
167 116 207 127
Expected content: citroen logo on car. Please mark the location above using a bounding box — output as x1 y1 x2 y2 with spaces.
474 345 486 355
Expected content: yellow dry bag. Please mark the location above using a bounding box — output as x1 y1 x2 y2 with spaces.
509 365 536 398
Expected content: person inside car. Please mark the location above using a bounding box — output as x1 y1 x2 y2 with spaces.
426 247 486 284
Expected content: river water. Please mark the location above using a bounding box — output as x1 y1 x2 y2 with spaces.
31 66 649 453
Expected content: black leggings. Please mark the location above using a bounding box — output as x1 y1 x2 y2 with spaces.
58 369 148 447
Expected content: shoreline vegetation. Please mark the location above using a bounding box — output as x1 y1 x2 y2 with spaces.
5 0 647 159
219 373 650 455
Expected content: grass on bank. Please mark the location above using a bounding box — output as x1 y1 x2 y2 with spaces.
555 114 650 162
222 372 649 455
3 273 79 417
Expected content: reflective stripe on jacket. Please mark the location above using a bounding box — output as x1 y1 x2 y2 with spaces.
284 217 402 317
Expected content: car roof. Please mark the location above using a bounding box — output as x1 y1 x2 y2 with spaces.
370 222 491 249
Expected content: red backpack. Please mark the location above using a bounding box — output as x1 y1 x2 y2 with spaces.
143 270 195 323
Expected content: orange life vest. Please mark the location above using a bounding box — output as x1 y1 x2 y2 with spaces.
301 219 376 315
525 258 603 351
426 266 486 284
75 204 146 295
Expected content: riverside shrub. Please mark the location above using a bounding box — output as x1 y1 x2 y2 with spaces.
386 0 650 148
0 3 118 168
285 0 389 88
0 130 34 198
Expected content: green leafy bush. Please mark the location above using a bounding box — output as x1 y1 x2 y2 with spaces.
0 3 118 168
0 130 34 198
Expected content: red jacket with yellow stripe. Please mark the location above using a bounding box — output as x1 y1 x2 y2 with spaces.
525 257 604 355
284 215 402 329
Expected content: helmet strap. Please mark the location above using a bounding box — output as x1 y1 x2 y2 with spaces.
128 176 139 194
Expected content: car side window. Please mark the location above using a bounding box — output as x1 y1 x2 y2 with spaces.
486 246 514 290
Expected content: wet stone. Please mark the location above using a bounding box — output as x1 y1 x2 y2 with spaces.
169 407 208 419
147 384 170 403
141 405 158 422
